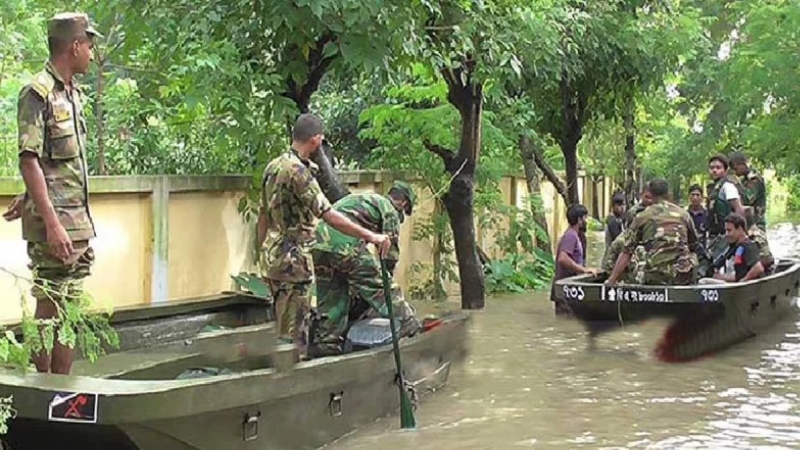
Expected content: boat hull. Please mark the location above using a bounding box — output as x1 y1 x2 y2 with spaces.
554 258 800 361
0 295 471 450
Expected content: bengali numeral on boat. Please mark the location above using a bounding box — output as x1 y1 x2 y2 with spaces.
700 289 720 303
562 285 585 301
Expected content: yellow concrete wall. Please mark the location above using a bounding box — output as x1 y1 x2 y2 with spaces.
0 172 611 322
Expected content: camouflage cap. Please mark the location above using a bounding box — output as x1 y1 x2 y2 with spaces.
48 12 103 41
389 180 416 215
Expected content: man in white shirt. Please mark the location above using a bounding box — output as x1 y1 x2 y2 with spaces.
706 154 746 242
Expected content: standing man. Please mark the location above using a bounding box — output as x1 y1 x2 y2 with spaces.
607 179 699 286
16 13 102 374
257 113 391 361
551 204 598 316
309 181 417 357
706 155 746 242
604 192 626 248
729 151 767 231
686 184 708 244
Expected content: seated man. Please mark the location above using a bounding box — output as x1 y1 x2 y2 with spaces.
309 181 417 357
706 213 765 283
606 178 699 286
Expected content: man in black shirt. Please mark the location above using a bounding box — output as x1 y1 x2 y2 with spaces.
713 213 764 283
604 193 626 248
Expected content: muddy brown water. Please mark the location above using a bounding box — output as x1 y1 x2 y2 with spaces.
326 223 800 450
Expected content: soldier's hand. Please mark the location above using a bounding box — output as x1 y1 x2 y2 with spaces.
46 222 74 262
2 194 24 222
584 267 599 277
369 233 391 257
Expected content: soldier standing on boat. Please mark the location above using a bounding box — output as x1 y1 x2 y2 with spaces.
606 179 699 286
14 13 102 375
308 181 420 358
257 113 391 361
745 208 774 274
729 151 767 231
706 154 746 243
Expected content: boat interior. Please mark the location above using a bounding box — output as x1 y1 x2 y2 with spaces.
66 294 286 381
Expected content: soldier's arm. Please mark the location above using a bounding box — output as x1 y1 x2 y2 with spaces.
607 218 641 284
381 203 402 264
256 206 268 246
293 165 389 252
17 89 58 229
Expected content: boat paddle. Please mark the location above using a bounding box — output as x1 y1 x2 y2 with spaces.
379 258 416 429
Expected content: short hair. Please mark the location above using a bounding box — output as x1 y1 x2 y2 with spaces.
729 151 747 166
612 192 625 205
567 204 588 226
724 213 747 230
48 36 72 56
646 178 669 198
292 113 324 142
709 154 729 170
688 184 703 195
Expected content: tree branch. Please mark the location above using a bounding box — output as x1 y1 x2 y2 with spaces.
521 134 569 205
423 140 457 170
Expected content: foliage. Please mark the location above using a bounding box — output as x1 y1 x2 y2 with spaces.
485 253 552 294
0 269 119 434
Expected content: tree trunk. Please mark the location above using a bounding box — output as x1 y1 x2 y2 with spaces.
623 95 637 206
558 77 586 206
518 135 554 254
591 175 600 219
446 85 485 310
311 140 351 204
96 56 107 175
426 75 485 310
562 139 580 205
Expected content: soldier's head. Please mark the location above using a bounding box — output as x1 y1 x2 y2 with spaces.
47 13 102 75
723 213 748 244
645 178 669 201
291 113 325 156
729 151 749 176
388 180 416 222
688 184 703 207
566 204 589 230
611 192 626 216
708 155 729 181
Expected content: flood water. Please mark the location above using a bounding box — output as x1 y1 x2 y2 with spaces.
327 223 800 450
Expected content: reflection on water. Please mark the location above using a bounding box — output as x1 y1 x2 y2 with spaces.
326 224 800 450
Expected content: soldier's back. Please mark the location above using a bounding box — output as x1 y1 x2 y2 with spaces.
314 192 395 256
635 201 696 285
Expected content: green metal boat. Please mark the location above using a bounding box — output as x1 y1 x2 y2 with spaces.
0 293 470 450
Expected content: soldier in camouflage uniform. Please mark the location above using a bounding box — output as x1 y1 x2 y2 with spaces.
15 13 102 375
729 151 767 231
308 181 418 357
706 154 746 242
744 208 774 273
606 179 699 286
257 113 391 361
601 191 652 283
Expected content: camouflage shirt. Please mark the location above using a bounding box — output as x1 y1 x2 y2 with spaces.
623 200 699 282
260 150 333 282
740 169 767 228
748 225 774 270
313 192 401 262
18 61 95 243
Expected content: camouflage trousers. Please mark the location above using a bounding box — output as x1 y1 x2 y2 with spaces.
266 279 312 358
310 250 390 355
27 240 94 303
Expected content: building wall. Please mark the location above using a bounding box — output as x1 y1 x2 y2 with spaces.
0 172 612 322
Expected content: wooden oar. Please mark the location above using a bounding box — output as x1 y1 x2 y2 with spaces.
379 258 416 429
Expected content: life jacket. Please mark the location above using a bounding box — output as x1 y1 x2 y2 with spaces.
706 174 744 236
